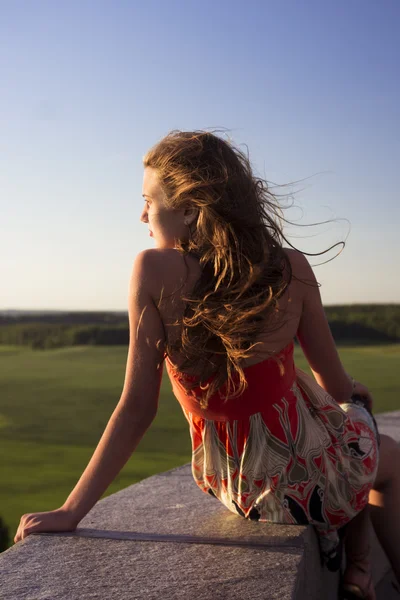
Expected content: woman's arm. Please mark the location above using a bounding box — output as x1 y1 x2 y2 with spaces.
62 249 166 522
293 251 354 403
15 251 166 540
61 401 157 523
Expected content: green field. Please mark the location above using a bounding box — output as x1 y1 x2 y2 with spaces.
1 343 399 550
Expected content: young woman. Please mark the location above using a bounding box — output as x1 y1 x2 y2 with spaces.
14 131 400 600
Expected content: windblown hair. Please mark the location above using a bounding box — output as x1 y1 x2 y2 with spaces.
143 130 294 409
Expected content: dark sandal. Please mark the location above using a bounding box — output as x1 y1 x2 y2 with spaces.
340 557 375 600
340 578 374 600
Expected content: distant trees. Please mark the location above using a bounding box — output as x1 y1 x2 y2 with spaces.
0 305 399 349
0 516 10 552
325 304 400 342
0 323 129 349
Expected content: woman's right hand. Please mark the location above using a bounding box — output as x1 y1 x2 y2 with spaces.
352 380 374 413
14 508 79 544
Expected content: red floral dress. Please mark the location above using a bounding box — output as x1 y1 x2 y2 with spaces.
165 341 379 570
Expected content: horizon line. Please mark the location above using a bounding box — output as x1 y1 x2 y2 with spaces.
1 302 399 314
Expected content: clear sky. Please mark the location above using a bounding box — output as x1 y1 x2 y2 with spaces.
1 0 399 310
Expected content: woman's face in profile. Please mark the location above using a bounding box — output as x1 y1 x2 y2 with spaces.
140 167 189 249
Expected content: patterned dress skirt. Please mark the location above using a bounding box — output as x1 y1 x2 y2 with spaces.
165 342 380 570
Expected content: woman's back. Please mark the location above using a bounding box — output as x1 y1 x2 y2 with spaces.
154 246 304 375
137 129 379 571
153 246 379 572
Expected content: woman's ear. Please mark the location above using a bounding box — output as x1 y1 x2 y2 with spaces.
183 207 199 227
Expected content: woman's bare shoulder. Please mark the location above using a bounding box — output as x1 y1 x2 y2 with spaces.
133 248 201 298
141 248 200 274
283 247 315 283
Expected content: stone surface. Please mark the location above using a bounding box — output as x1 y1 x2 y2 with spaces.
1 463 334 600
0 534 303 600
2 409 400 599
76 463 308 548
375 411 400 443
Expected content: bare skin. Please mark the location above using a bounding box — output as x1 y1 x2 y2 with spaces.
147 246 398 599
139 167 398 596
15 167 399 600
340 434 400 599
369 434 400 583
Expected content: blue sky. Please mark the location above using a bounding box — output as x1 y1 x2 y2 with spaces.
1 0 399 310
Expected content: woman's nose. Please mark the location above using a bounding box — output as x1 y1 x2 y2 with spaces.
140 208 148 223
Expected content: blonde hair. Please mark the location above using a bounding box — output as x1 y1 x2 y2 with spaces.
143 130 291 408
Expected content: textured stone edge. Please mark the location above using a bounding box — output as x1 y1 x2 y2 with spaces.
1 410 399 599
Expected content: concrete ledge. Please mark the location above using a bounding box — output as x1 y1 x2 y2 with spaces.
1 411 400 599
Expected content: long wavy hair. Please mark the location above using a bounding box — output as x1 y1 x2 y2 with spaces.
143 130 307 408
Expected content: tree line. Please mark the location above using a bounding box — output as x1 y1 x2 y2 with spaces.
0 305 399 349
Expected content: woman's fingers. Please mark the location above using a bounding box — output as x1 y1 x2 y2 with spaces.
360 388 374 411
13 509 78 544
14 514 36 543
14 516 24 543
352 381 374 412
14 526 23 543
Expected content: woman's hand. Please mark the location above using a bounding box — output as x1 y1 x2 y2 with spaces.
14 508 79 544
352 380 374 413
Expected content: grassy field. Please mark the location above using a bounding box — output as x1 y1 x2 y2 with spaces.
1 343 399 550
